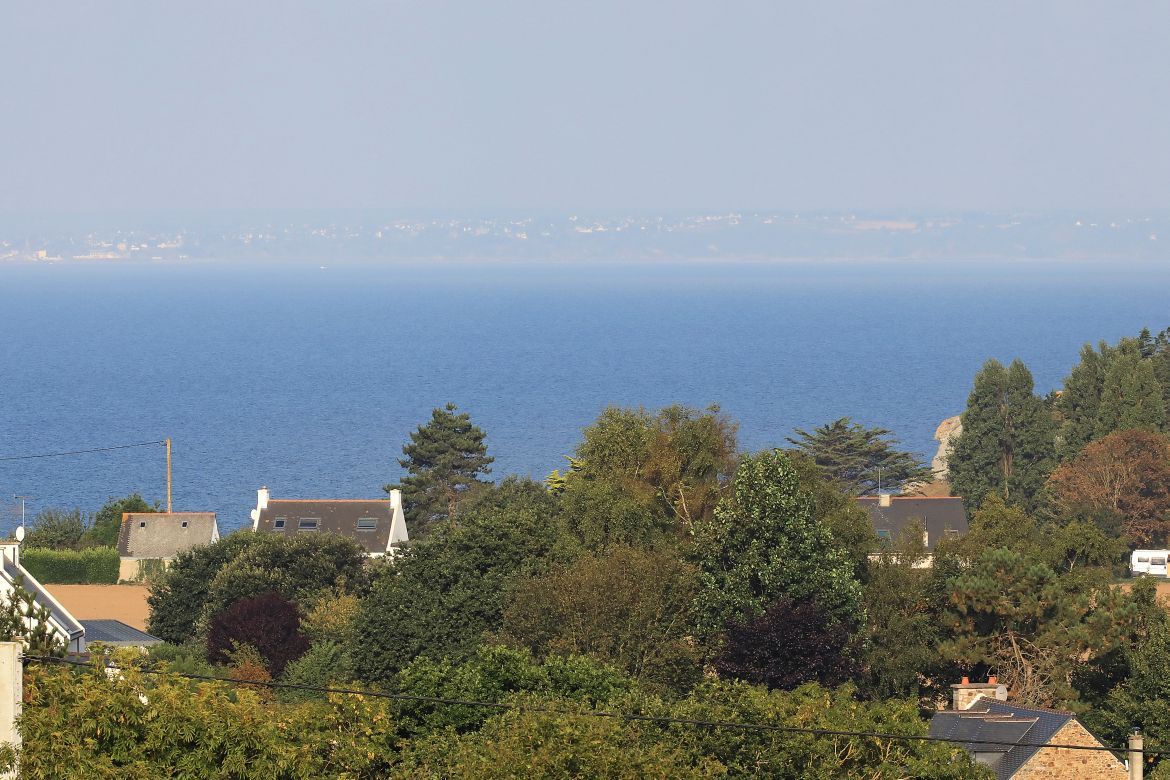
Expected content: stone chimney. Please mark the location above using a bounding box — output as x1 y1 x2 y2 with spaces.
951 676 1008 710
879 493 892 508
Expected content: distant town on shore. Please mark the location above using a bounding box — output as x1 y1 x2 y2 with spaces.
1 209 1165 264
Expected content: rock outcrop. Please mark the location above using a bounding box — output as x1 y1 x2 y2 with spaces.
932 415 962 478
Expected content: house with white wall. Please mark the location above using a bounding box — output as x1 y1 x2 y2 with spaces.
0 542 85 653
249 487 408 557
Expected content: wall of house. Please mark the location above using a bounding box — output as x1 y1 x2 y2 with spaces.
1014 721 1126 780
118 558 171 583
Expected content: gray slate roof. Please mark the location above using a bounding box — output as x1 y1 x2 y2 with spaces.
855 497 969 550
254 500 400 554
930 700 1074 779
118 512 219 558
80 619 162 647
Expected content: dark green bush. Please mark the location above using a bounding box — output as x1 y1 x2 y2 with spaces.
21 547 119 584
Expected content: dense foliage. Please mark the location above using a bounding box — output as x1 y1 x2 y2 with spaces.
206 591 310 677
949 358 1056 510
787 416 931 495
20 546 119 584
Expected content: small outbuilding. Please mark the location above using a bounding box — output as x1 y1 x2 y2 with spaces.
117 512 220 581
80 619 162 648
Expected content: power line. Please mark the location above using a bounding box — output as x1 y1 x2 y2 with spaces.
21 655 1155 757
0 440 165 463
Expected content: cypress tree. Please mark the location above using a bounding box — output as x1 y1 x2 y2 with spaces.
387 403 494 532
1095 350 1166 436
1056 342 1112 459
949 359 1056 511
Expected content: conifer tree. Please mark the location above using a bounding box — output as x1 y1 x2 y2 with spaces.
1095 349 1166 436
1056 342 1113 459
787 417 931 495
387 403 494 531
949 359 1056 510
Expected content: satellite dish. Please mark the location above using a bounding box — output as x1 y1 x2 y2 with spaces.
14 526 25 543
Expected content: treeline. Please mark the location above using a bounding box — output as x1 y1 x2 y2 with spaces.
12 327 1170 777
949 325 1170 546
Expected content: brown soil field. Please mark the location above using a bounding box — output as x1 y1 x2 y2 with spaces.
1116 581 1170 602
45 584 150 631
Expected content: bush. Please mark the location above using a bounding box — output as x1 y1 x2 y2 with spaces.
23 509 88 551
21 547 119 584
206 592 310 678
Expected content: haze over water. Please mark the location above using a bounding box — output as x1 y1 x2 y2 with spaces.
1 258 1167 533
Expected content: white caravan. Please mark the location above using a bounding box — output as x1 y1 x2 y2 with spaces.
1131 550 1170 577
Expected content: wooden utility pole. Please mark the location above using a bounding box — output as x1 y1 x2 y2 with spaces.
165 438 172 513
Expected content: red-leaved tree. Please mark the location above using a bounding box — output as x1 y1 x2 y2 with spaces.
714 597 856 691
207 592 310 677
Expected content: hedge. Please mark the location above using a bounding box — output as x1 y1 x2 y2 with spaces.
20 547 119 584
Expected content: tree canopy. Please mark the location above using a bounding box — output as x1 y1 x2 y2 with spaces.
787 417 931 495
387 403 494 532
948 358 1056 510
691 449 863 641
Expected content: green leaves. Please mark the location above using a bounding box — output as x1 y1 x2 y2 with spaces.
692 450 863 642
388 403 494 533
787 417 932 496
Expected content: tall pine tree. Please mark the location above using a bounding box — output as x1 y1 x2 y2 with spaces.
949 359 1056 511
387 403 494 532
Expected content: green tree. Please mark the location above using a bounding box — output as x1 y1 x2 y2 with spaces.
387 403 494 532
787 417 932 495
1095 348 1166 436
942 548 1137 708
945 493 1042 560
788 451 877 579
691 449 863 642
858 523 951 701
84 493 158 548
949 358 1056 510
354 479 567 684
199 533 368 628
0 576 65 658
569 405 738 535
22 508 88 551
1057 341 1115 459
146 533 262 644
499 545 702 690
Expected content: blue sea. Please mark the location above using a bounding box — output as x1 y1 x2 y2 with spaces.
1 258 1168 534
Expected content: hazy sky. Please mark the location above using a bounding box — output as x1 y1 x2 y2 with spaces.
3 2 1168 213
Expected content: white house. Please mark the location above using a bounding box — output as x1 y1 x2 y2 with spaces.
0 542 85 653
249 487 409 557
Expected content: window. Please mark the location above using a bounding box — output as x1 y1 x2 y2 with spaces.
139 521 146 528
876 529 892 540
356 517 378 531
181 521 188 528
298 518 319 531
944 529 960 539
273 518 286 529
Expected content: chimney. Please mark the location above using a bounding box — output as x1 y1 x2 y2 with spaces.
249 486 271 531
951 678 1008 711
879 493 892 508
388 488 402 509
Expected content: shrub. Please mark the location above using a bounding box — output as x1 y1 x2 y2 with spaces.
713 597 856 690
23 509 88 551
206 592 310 678
21 547 119 584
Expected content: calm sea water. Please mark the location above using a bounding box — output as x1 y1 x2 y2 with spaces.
1 259 1168 534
